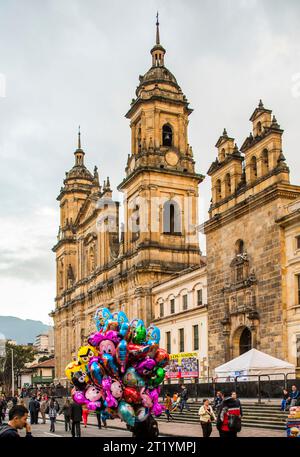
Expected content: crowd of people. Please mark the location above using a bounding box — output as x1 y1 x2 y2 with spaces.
0 392 109 438
0 383 299 438
163 384 300 438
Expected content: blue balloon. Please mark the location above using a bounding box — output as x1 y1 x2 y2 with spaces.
146 325 161 344
118 400 135 427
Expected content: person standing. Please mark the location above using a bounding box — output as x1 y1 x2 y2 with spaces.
40 396 48 424
164 393 173 422
217 393 242 438
59 398 71 432
28 396 37 425
48 399 57 433
12 395 18 407
82 405 89 428
213 391 224 413
70 400 82 438
95 408 102 429
199 399 216 438
0 395 7 425
101 410 109 428
179 385 190 413
34 396 40 424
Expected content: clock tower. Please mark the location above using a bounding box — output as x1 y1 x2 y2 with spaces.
118 15 204 269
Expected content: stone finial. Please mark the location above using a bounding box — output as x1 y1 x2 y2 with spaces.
223 128 228 136
258 99 264 109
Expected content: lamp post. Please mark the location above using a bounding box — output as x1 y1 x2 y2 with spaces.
11 348 14 396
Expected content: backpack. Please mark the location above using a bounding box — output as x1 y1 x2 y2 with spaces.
228 413 242 432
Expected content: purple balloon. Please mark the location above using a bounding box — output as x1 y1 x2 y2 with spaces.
135 358 156 375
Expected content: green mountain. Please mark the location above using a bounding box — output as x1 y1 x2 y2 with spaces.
0 316 50 345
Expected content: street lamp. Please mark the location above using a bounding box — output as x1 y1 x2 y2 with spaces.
11 348 14 396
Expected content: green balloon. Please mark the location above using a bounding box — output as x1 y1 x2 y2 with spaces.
149 367 165 387
133 325 146 344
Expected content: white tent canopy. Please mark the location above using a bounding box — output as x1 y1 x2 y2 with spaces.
214 348 295 380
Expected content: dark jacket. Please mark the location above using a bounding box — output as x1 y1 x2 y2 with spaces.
59 404 71 418
70 403 82 422
217 397 242 432
290 390 300 400
28 399 36 413
180 388 188 401
0 424 32 439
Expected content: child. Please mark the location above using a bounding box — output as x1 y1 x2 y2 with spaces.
171 392 180 412
164 393 173 422
82 405 89 427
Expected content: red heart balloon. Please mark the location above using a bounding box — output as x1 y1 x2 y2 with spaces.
123 386 141 404
154 348 170 367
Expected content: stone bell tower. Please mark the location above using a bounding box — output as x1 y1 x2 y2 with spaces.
204 100 300 370
118 15 204 271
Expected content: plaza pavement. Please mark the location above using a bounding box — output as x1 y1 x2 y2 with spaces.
19 414 285 438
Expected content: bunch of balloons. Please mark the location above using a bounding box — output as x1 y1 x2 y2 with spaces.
65 307 169 427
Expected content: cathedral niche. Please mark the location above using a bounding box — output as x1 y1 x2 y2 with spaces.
163 200 181 235
162 124 173 147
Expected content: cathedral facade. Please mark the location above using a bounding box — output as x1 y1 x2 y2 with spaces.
204 102 300 373
50 21 204 381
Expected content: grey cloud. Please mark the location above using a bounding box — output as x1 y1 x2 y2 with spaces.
0 0 299 319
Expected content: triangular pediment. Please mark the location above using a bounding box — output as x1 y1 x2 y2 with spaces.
75 196 98 227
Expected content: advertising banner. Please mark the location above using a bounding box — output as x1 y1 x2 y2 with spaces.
165 352 199 378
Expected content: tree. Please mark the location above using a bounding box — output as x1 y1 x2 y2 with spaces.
38 355 52 363
0 342 36 394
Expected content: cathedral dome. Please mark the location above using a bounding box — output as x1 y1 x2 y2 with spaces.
65 162 93 181
139 65 178 86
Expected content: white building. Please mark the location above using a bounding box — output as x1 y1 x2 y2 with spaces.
34 334 50 352
152 262 208 383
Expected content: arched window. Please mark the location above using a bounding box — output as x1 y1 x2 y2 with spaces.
216 179 222 202
162 124 172 147
225 173 231 197
250 156 257 180
239 327 252 355
256 121 262 135
163 200 181 235
235 239 244 255
261 149 269 174
159 302 164 318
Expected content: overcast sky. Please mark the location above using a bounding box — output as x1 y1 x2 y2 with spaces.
0 0 299 324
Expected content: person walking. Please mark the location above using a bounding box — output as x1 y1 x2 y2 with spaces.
70 400 82 438
40 396 48 424
59 398 71 432
199 399 216 438
0 405 33 438
179 385 190 413
82 405 89 428
48 399 57 433
164 393 173 422
217 393 242 438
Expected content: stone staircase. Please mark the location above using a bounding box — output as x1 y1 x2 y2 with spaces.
157 401 288 430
